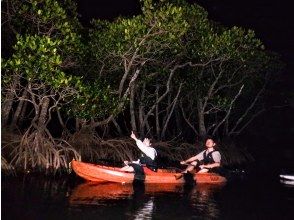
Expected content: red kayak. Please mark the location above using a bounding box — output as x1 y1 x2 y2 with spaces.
71 160 227 184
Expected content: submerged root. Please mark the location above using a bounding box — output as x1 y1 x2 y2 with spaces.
98 138 139 162
1 156 16 175
154 142 198 161
69 129 139 163
2 128 81 173
2 128 253 173
68 128 104 162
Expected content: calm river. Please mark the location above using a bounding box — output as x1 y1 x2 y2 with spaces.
2 174 294 219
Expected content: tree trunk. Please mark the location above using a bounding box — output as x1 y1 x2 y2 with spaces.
57 108 66 129
18 98 29 126
161 84 182 139
37 96 50 129
155 85 160 138
129 84 137 132
224 118 229 137
139 104 145 138
11 89 28 127
75 118 81 131
175 105 181 137
197 98 206 138
2 93 14 126
139 83 146 138
111 118 122 135
2 74 20 126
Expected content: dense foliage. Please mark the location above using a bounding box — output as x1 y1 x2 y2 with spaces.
1 0 281 172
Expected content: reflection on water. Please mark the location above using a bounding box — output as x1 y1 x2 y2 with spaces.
133 197 154 220
69 181 184 205
190 185 220 219
2 176 294 220
280 179 294 186
68 181 224 219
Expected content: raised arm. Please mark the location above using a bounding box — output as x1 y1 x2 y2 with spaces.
130 131 156 160
130 131 139 141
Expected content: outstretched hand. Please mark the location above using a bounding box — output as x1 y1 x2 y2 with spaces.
130 131 137 140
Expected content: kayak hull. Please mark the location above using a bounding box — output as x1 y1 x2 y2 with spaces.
280 174 294 181
71 160 227 184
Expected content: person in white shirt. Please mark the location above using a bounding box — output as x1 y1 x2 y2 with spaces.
120 131 158 174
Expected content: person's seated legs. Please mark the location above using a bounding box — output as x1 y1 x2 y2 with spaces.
175 161 198 179
120 161 135 172
182 161 198 173
197 168 209 173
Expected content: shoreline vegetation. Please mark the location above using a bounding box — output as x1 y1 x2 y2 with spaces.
2 128 253 176
2 0 280 176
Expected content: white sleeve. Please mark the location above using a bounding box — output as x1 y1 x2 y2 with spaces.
212 151 221 163
136 140 156 160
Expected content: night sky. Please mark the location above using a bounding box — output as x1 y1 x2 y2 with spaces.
75 0 294 167
76 0 294 88
76 0 294 68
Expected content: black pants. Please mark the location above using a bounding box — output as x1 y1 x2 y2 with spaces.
129 163 145 181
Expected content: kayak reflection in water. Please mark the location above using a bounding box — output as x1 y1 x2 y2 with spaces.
120 131 158 180
176 136 221 179
133 197 154 220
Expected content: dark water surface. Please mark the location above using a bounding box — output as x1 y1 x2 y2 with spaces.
2 175 294 220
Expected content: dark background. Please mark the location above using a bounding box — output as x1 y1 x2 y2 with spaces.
75 0 294 171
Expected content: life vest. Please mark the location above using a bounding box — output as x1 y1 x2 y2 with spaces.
139 150 158 172
202 150 219 165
